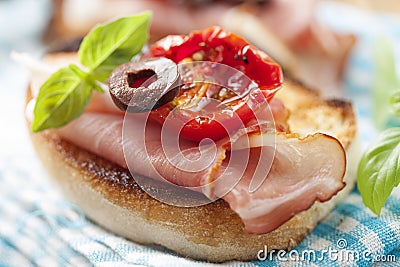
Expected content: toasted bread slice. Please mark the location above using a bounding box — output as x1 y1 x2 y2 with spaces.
27 53 358 262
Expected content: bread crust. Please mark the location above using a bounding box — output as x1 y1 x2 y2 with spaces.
27 68 358 262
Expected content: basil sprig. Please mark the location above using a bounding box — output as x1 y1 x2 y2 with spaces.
32 12 151 132
357 37 400 215
357 128 400 215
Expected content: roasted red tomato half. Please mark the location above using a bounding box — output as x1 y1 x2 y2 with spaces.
147 26 283 142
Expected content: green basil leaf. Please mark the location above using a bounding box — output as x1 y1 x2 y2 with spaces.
357 127 400 215
78 12 151 82
32 65 93 132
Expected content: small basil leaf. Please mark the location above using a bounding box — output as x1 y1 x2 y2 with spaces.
357 127 400 215
78 12 151 82
390 91 400 117
32 65 93 132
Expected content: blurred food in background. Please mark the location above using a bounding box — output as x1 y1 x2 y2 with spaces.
336 0 400 14
45 0 357 97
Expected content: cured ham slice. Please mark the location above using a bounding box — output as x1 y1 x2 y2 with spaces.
222 133 346 233
57 113 226 190
56 111 346 234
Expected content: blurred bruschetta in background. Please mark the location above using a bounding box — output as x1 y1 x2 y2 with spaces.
45 0 355 96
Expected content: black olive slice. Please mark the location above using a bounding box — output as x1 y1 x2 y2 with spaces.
108 57 180 113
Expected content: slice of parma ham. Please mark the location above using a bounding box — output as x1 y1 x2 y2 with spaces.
54 107 346 234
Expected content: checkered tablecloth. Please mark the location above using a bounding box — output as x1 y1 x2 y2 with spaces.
1 1 400 267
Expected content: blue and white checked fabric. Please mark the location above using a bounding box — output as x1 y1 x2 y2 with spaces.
1 2 400 267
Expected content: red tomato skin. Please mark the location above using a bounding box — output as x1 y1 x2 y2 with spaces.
150 26 283 96
147 27 283 142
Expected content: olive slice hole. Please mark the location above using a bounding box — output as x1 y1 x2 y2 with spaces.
127 69 157 88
